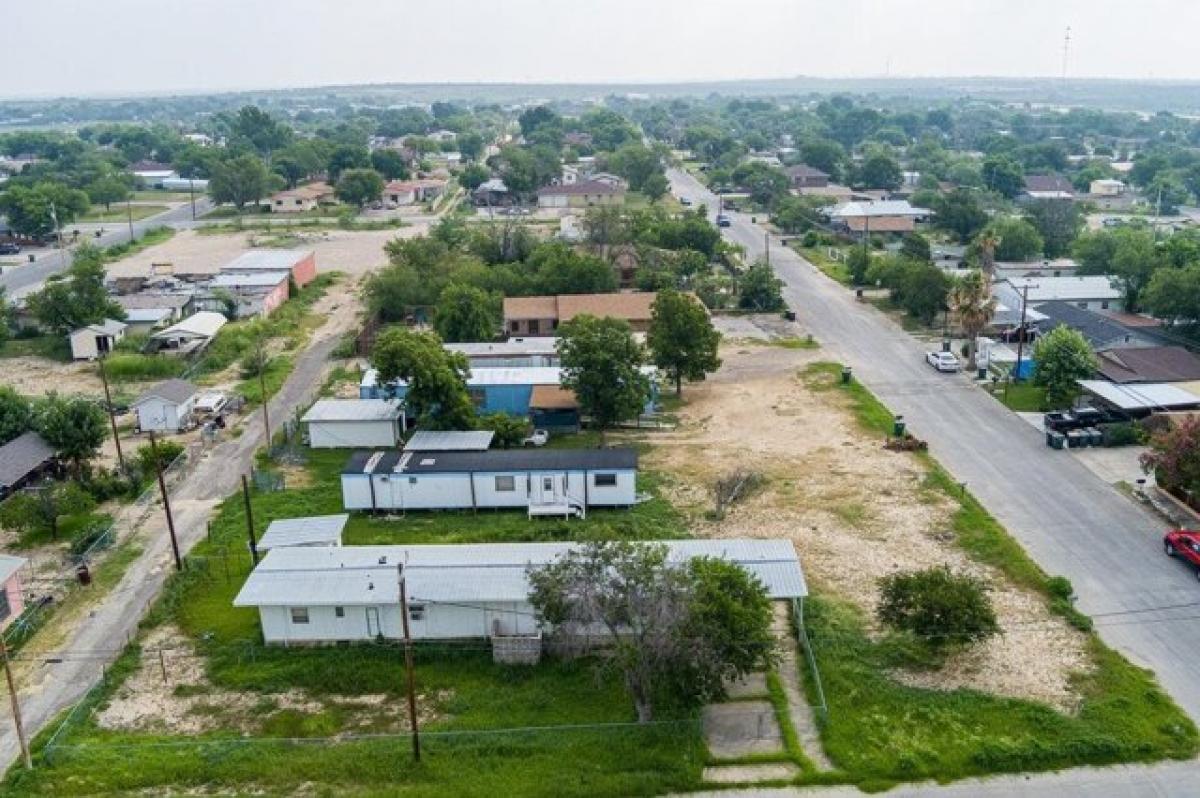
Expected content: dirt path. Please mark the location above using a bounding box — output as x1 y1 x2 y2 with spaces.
644 343 1090 711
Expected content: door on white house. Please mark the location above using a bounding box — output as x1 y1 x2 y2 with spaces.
365 606 381 638
531 473 565 505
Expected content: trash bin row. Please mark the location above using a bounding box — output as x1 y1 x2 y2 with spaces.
1046 427 1102 449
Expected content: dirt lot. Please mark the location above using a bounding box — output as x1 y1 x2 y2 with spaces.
96 626 440 735
641 342 1090 711
104 224 431 281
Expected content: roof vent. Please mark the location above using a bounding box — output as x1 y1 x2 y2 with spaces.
420 458 435 466
378 556 387 565
367 582 374 590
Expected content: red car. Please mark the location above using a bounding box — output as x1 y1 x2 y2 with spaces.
1164 529 1200 580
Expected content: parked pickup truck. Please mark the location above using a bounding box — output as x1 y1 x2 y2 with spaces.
1043 407 1118 433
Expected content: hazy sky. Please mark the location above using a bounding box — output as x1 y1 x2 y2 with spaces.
7 0 1200 98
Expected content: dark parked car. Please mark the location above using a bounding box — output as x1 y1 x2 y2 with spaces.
0 242 20 255
1043 407 1118 433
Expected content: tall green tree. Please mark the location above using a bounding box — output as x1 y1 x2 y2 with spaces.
1024 199 1082 258
433 283 500 343
947 270 996 370
558 315 650 439
981 154 1025 198
931 189 987 243
227 106 292 161
648 290 721 396
0 480 94 543
855 152 903 190
369 149 410 180
0 385 33 445
36 393 108 476
986 217 1044 262
371 329 475 430
86 176 131 211
27 245 125 334
208 154 272 210
737 261 785 311
1033 326 1095 409
335 168 385 208
1111 228 1162 311
0 181 90 239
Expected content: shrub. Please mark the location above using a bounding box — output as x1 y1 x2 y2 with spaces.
69 517 113 556
877 566 999 649
1099 421 1143 447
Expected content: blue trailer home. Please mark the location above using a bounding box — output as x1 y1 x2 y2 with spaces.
360 366 658 430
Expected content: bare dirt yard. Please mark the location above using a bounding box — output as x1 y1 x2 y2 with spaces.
639 342 1090 711
104 224 431 281
96 626 441 736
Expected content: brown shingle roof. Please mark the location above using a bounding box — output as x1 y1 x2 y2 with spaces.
845 216 915 233
503 296 559 320
1096 346 1200 384
529 385 578 410
1024 174 1075 194
784 164 829 179
557 292 657 322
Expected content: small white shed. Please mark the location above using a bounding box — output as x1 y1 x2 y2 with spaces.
132 378 200 433
68 319 127 360
301 400 404 448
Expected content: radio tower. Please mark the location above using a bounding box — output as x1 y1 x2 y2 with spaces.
1061 26 1072 81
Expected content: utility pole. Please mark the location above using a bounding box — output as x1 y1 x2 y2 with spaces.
1013 284 1031 383
256 337 271 448
242 475 259 566
188 178 197 221
148 432 183 571
126 197 134 242
398 565 421 762
49 200 64 252
96 355 126 475
0 636 31 770
764 230 770 267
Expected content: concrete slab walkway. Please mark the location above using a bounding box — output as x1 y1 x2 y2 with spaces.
772 603 834 771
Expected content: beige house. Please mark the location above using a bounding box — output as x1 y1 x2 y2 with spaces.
268 182 334 213
537 180 626 209
503 292 662 336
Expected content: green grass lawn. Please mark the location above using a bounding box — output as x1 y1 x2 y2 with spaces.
994 381 1047 412
0 334 71 361
797 362 1198 787
794 245 852 286
4 445 703 797
79 204 168 223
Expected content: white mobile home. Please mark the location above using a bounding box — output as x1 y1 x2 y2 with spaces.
301 400 404 448
132 378 199 433
233 539 808 645
341 448 637 517
443 338 560 368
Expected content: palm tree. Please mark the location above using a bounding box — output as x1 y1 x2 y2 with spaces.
948 270 996 371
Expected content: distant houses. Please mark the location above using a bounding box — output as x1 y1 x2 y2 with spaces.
1022 174 1076 201
537 180 626 209
0 432 57 499
148 311 227 355
996 276 1122 313
826 200 931 235
784 164 830 189
267 182 334 213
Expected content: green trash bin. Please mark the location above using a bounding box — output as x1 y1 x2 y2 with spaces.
1048 431 1066 450
841 366 852 384
892 415 906 437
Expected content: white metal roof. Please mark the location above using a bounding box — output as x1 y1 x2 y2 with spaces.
404 430 495 452
1078 380 1200 411
1005 276 1120 302
124 308 172 324
258 514 348 551
301 399 402 423
233 539 807 608
0 553 28 584
210 271 290 289
828 200 930 218
223 249 312 272
72 318 127 337
362 365 656 389
151 311 227 340
444 338 560 358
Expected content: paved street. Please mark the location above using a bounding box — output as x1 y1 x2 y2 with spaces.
0 197 213 299
0 298 351 769
670 167 1200 795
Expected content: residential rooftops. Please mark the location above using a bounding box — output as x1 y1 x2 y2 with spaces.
827 200 931 219
301 399 402 423
1078 380 1200 411
0 432 55 491
1003 276 1120 303
1024 174 1076 195
234 538 806 607
258 514 348 551
223 250 313 272
503 292 661 323
403 431 495 452
151 311 227 340
133 378 199 407
537 180 625 196
344 447 638 476
1095 346 1200 384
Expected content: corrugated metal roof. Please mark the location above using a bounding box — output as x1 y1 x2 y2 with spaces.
363 365 655 389
223 250 312 272
1005 276 1120 302
124 308 172 323
403 431 495 452
829 200 930 218
132 378 198 408
1078 380 1200 411
302 399 401 423
444 338 559 358
151 311 227 340
0 554 28 584
233 539 807 607
210 271 290 289
258 514 349 551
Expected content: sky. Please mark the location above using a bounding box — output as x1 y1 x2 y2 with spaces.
6 0 1200 99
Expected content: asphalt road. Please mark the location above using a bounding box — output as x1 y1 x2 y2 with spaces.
671 167 1200 795
0 307 344 769
0 197 213 299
